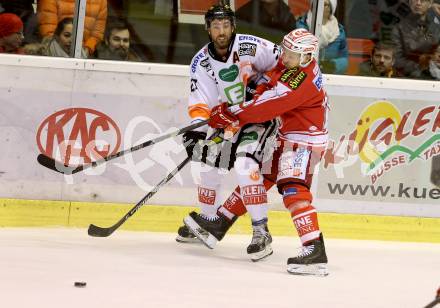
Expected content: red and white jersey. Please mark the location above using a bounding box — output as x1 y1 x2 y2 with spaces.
232 59 329 147
188 33 280 132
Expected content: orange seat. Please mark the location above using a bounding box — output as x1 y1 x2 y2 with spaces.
289 0 310 18
347 38 375 75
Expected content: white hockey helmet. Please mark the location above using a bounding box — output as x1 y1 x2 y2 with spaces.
282 28 319 67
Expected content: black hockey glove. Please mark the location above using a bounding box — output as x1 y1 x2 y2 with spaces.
245 79 258 101
182 130 207 159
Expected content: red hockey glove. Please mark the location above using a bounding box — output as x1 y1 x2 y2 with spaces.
208 102 238 129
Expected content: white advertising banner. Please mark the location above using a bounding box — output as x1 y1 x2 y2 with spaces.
0 56 242 207
318 96 439 201
314 82 440 217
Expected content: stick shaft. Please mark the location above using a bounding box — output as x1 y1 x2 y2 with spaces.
87 156 191 237
37 120 207 174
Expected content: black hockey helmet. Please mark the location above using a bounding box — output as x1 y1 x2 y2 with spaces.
204 4 236 29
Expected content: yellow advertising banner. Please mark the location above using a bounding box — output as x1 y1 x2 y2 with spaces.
318 97 440 205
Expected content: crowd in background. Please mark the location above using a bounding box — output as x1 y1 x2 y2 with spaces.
0 0 140 61
0 0 439 80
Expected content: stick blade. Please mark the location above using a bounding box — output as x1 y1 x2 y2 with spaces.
37 154 80 174
87 224 115 237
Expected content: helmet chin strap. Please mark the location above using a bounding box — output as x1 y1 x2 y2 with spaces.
299 53 313 68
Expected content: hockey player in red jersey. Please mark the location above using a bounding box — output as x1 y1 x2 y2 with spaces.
187 28 330 276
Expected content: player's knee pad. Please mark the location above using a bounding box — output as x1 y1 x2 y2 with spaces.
278 182 312 211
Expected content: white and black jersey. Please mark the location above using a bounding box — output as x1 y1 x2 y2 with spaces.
188 33 280 132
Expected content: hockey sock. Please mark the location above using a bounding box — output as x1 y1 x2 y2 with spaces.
219 178 275 220
198 185 220 218
281 184 319 245
220 188 246 219
290 205 321 245
242 184 268 222
198 165 223 218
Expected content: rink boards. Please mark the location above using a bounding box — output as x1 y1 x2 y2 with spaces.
0 54 439 241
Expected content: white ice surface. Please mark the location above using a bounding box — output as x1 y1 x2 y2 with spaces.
0 228 439 308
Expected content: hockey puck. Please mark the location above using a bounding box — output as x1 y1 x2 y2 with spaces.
74 281 87 288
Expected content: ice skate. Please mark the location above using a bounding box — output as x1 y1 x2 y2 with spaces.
247 223 273 262
183 211 236 249
287 233 329 277
175 225 200 243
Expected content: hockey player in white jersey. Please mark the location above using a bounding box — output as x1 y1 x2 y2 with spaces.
177 4 279 261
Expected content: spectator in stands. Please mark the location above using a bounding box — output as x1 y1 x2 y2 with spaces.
235 0 296 33
359 42 398 77
23 41 47 55
94 18 140 61
0 13 24 54
391 0 440 78
432 0 440 18
45 17 88 58
420 44 440 79
38 0 107 55
0 0 39 43
297 0 348 74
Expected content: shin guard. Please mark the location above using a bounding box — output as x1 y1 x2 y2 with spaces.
282 184 320 245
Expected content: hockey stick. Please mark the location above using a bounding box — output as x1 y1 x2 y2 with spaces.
87 130 224 237
424 297 440 308
37 120 208 175
424 288 440 308
88 155 191 237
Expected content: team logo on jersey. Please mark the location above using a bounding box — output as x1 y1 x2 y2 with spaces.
280 70 307 90
239 131 258 145
190 78 198 92
200 58 212 72
313 72 323 91
238 43 257 57
224 82 245 105
219 64 239 82
249 169 261 181
279 68 299 82
238 35 262 44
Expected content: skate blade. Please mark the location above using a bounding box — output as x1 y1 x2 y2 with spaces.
175 235 201 244
249 245 273 262
286 263 329 277
183 216 218 249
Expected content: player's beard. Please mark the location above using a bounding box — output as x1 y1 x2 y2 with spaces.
213 34 230 50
